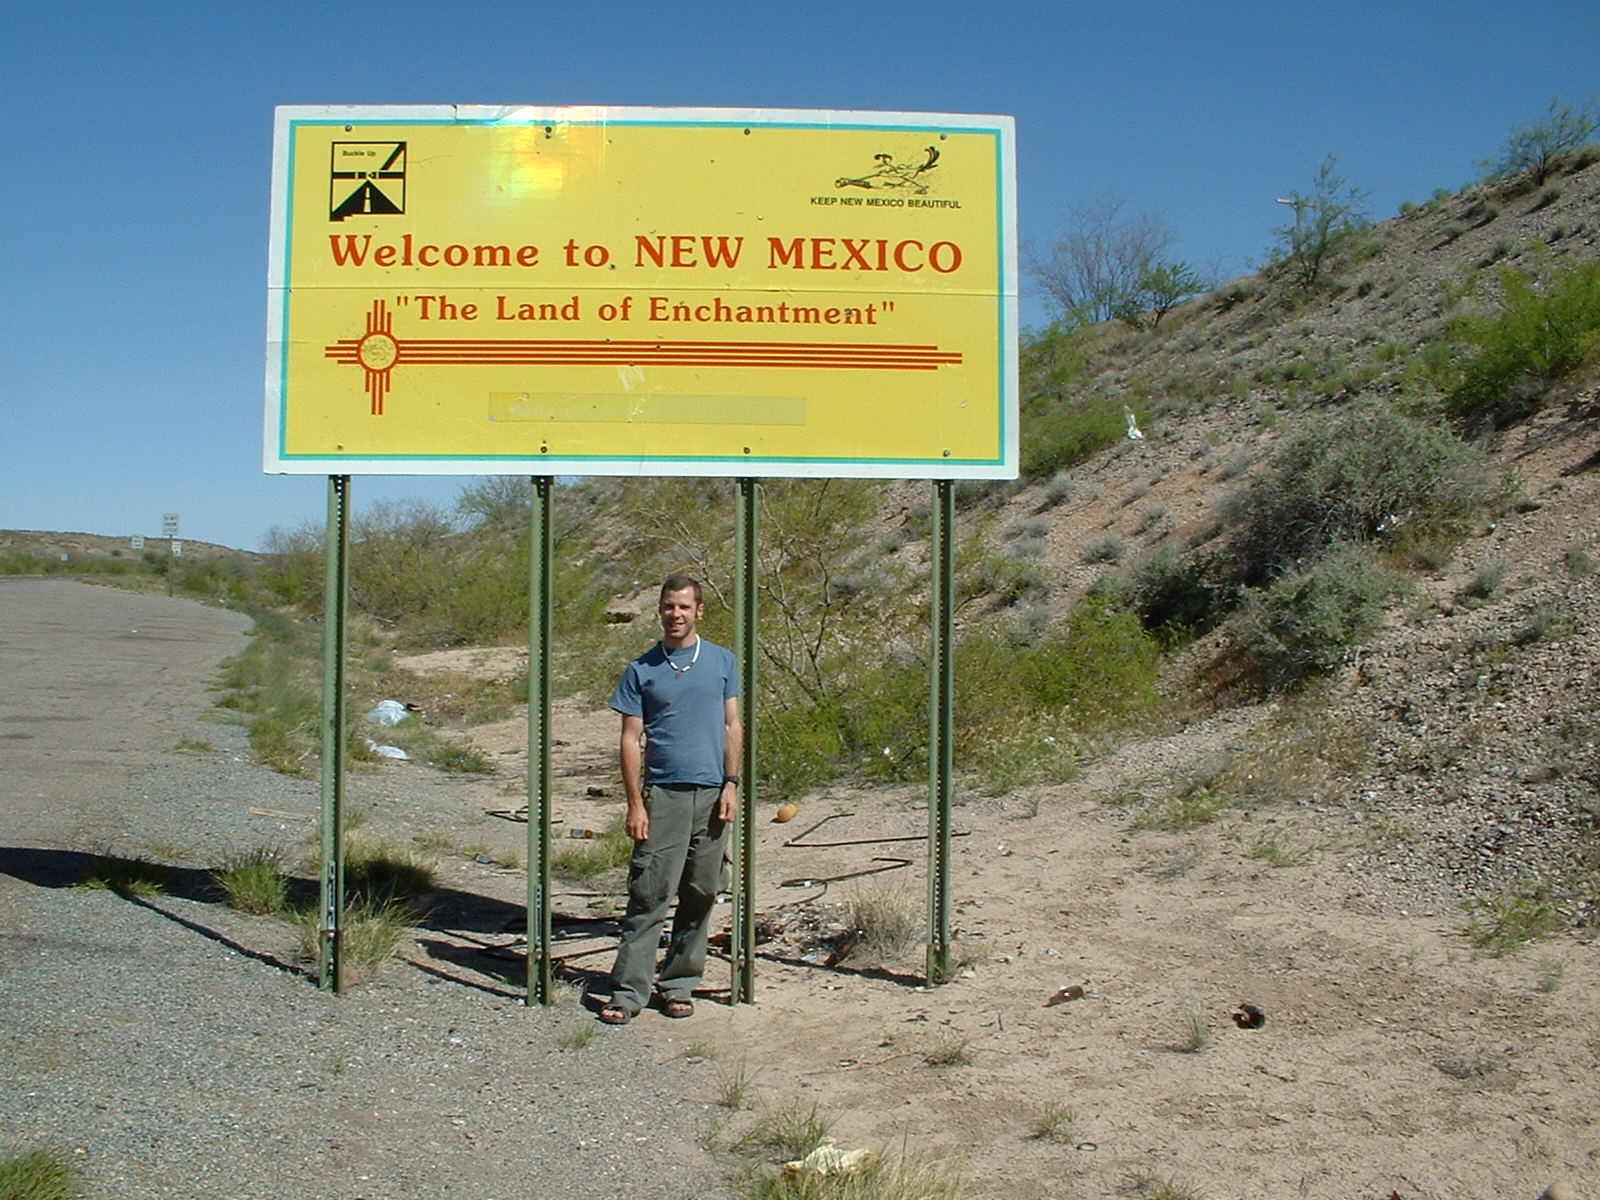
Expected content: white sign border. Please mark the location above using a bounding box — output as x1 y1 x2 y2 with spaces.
265 105 1017 480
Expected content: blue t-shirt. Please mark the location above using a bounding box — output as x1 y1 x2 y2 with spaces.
609 637 738 788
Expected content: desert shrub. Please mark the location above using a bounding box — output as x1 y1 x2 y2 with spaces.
347 499 463 632
759 702 848 799
1233 546 1399 689
1460 557 1509 604
1218 446 1254 479
1444 258 1600 429
837 884 922 966
260 523 324 607
1464 882 1562 955
1269 155 1371 288
1519 600 1579 643
954 598 1160 779
1028 194 1178 326
959 541 1049 608
1018 320 1092 407
836 661 931 783
1132 785 1229 832
964 713 1082 794
1041 470 1076 506
1478 94 1600 187
1002 515 1052 542
1015 597 1162 723
1083 533 1127 563
1221 399 1491 585
1115 260 1204 328
759 656 928 799
173 556 254 602
263 480 609 650
1128 548 1218 644
1022 394 1127 478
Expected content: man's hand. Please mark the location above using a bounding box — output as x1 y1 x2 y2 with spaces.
625 804 649 842
717 782 738 823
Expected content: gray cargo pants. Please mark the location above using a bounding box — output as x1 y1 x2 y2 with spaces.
608 784 728 1014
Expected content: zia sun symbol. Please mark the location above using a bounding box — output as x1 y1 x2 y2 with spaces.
348 302 400 415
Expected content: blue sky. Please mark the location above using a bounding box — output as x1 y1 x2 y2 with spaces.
4 0 1595 551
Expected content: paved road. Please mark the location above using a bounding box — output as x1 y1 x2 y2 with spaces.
0 580 718 1200
0 579 252 846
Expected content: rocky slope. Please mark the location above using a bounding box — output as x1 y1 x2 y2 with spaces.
969 155 1600 927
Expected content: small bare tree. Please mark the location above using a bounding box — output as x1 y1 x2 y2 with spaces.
1479 95 1600 186
1027 193 1176 325
1115 261 1204 329
1271 155 1369 289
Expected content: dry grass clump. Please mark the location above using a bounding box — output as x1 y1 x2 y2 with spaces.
551 820 632 880
836 885 922 967
923 1035 975 1067
1173 998 1210 1053
0 1146 87 1200
75 854 171 898
214 848 291 914
1030 1102 1076 1142
294 897 417 975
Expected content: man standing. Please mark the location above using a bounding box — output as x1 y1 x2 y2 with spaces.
600 574 741 1024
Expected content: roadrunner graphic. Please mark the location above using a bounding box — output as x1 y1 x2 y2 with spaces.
836 145 940 193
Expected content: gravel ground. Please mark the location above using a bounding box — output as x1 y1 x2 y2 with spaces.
0 581 720 1200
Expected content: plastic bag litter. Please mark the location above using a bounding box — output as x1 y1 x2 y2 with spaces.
783 1142 876 1180
366 700 410 727
365 738 409 760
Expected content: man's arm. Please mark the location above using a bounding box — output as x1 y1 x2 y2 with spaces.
620 713 648 841
718 696 743 823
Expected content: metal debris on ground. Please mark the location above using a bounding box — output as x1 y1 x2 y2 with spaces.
782 810 971 848
779 856 911 890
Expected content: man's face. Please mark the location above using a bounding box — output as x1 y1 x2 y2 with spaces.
658 587 703 645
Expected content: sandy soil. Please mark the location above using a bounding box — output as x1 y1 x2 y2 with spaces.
382 645 1599 1200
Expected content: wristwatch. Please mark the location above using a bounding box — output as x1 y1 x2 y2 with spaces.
723 775 739 786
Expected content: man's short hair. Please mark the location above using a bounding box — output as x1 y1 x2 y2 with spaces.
659 573 703 605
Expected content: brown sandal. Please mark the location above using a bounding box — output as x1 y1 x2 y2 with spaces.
659 996 694 1019
598 1004 636 1025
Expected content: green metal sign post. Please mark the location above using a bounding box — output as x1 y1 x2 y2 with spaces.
526 477 555 1005
318 476 352 992
731 478 760 1004
927 479 956 985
